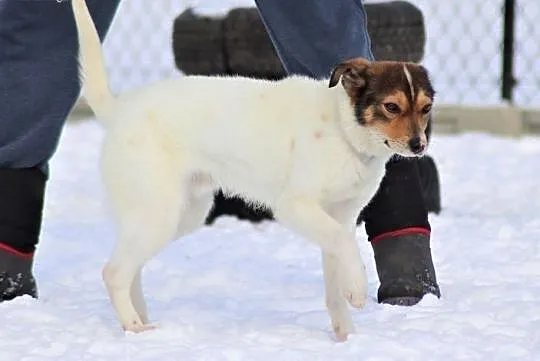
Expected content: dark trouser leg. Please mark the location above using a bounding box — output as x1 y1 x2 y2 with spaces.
0 0 121 301
255 0 440 305
254 0 374 77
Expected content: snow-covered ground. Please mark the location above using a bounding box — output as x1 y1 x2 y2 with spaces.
1 120 539 360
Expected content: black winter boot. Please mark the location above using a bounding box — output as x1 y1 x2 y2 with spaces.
360 156 441 306
372 231 440 305
0 244 37 301
0 167 46 302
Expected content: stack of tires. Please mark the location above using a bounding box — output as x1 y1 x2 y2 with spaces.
172 2 426 78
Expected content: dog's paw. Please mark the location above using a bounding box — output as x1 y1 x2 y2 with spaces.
333 325 353 342
120 311 156 334
123 321 156 334
340 265 368 309
331 315 355 342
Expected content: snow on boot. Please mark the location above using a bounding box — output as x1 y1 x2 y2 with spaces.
0 244 37 301
0 167 45 302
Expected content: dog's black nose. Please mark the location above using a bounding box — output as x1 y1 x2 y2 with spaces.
408 137 425 154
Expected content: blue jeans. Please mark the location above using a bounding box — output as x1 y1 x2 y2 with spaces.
0 0 121 169
255 0 374 76
0 0 429 249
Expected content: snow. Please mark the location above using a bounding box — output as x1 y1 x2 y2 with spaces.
1 120 539 360
2 0 540 357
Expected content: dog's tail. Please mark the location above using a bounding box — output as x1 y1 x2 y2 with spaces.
71 0 115 120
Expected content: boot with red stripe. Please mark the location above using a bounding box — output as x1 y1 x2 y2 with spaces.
371 228 440 306
360 156 441 306
0 244 37 301
0 167 45 302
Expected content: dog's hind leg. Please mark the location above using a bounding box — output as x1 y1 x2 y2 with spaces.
125 183 214 328
102 152 189 332
130 268 148 324
103 201 182 332
175 183 215 239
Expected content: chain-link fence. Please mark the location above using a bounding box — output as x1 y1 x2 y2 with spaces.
514 1 540 106
408 0 539 106
101 0 539 107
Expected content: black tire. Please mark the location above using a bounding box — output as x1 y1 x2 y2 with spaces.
365 1 426 63
172 9 227 75
223 8 285 79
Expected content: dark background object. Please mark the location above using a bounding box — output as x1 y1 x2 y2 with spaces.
501 0 516 103
363 1 426 63
173 1 426 79
222 7 286 80
172 2 440 224
172 9 228 75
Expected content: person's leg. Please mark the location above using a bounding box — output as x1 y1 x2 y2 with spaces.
254 0 374 77
0 0 121 302
254 0 440 305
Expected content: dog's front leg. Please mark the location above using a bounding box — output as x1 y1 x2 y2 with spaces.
273 197 367 339
322 250 355 341
324 198 368 310
320 198 369 340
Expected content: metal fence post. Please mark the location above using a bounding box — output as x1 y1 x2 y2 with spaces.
501 0 516 103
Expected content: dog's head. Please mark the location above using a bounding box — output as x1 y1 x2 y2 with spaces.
329 57 434 157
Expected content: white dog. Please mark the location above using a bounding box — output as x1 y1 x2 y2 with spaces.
71 0 434 341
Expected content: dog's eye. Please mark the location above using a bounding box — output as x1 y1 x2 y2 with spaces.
383 103 400 114
422 104 432 114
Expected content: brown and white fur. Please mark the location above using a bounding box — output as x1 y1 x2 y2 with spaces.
71 0 435 341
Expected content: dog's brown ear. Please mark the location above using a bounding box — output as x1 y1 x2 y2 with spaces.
328 57 370 91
